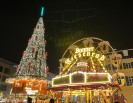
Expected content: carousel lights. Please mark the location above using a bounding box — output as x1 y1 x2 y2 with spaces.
75 47 94 53
90 57 95 72
61 46 106 75
65 49 105 65
97 59 106 71
84 72 87 83
72 52 105 61
52 71 112 86
65 60 78 75
77 62 87 67
108 73 112 82
52 74 69 86
68 91 85 95
69 71 85 84
87 72 111 83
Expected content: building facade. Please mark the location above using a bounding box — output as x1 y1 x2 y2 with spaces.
0 57 16 96
106 49 133 103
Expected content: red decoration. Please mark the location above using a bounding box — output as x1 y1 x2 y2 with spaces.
46 66 49 74
45 52 48 59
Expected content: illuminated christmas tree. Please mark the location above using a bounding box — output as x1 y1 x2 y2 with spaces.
5 7 50 96
16 7 48 79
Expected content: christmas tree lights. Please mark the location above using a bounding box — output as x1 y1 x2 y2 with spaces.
16 17 48 79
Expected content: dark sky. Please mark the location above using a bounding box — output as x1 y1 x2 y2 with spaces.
0 0 133 74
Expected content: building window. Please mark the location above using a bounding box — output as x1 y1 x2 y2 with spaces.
4 68 10 74
0 84 7 91
125 76 129 86
126 76 133 86
127 63 132 68
123 62 133 69
0 66 3 72
129 76 133 85
123 63 127 69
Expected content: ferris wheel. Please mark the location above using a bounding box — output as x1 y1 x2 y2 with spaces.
59 37 122 75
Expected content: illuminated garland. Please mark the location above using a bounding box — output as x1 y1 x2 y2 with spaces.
52 72 111 86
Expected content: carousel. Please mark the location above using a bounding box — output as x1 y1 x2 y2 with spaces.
49 37 127 103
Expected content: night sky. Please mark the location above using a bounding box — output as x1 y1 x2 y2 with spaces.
0 0 133 74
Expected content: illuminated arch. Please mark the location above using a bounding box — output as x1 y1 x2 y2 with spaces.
59 37 119 75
